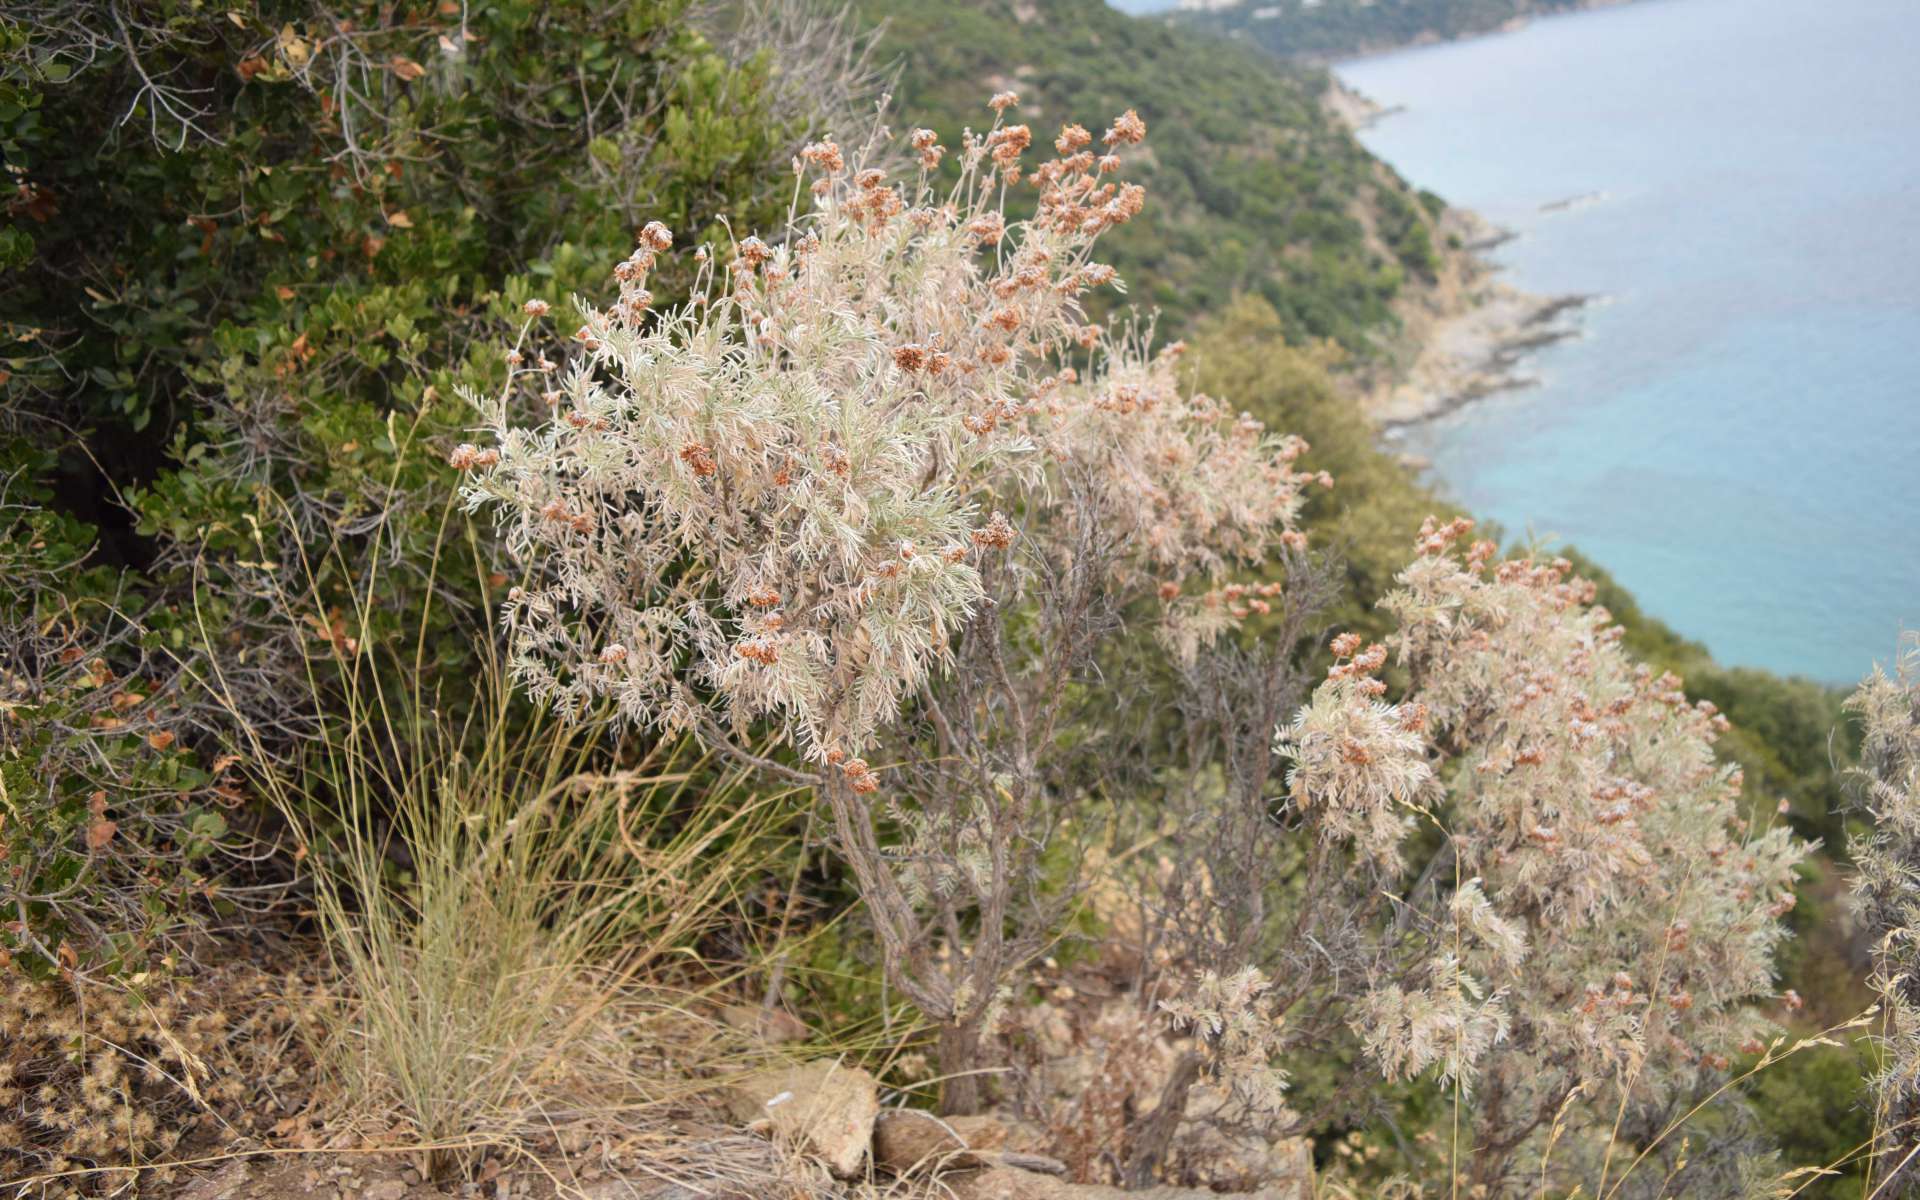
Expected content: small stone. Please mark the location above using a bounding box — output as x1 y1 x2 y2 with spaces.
721 1060 880 1178
872 1111 1032 1176
872 1110 971 1174
175 1160 253 1200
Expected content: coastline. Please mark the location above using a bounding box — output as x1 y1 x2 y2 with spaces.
1328 78 1591 431
1364 241 1591 432
1292 0 1646 68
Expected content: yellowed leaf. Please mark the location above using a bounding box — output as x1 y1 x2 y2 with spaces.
277 25 310 68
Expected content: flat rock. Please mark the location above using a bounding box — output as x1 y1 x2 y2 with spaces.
719 1059 879 1178
873 1111 1065 1176
873 1109 976 1173
176 1161 255 1200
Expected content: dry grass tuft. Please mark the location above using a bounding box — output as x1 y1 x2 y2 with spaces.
251 671 796 1180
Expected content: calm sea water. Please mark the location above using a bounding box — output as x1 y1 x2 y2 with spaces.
1337 0 1919 684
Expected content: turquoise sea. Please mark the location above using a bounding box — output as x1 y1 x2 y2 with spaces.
1337 0 1919 684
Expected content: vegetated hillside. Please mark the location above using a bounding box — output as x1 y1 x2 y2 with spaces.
861 0 1855 898
1192 305 1865 1172
1 3 1897 1196
1190 300 1855 855
857 0 1450 355
1169 0 1625 63
0 0 850 972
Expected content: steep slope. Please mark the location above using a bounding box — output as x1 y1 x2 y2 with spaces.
1169 0 1630 63
856 0 1451 356
856 2 1852 887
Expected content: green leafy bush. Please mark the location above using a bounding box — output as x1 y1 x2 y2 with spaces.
0 457 237 976
0 0 850 974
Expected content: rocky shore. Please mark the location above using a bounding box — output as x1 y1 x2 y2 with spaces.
1366 264 1591 431
1328 79 1592 431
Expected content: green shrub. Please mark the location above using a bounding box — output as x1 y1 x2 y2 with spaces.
1743 1035 1875 1199
0 0 845 974
0 444 237 976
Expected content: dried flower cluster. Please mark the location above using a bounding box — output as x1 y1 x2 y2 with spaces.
457 98 1321 1115
1 975 238 1186
1279 517 1807 1187
1277 631 1432 871
1848 637 1920 1187
459 101 1313 775
1159 966 1294 1123
1354 880 1522 1092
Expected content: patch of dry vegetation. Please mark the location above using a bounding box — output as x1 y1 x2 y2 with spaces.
1 962 312 1195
